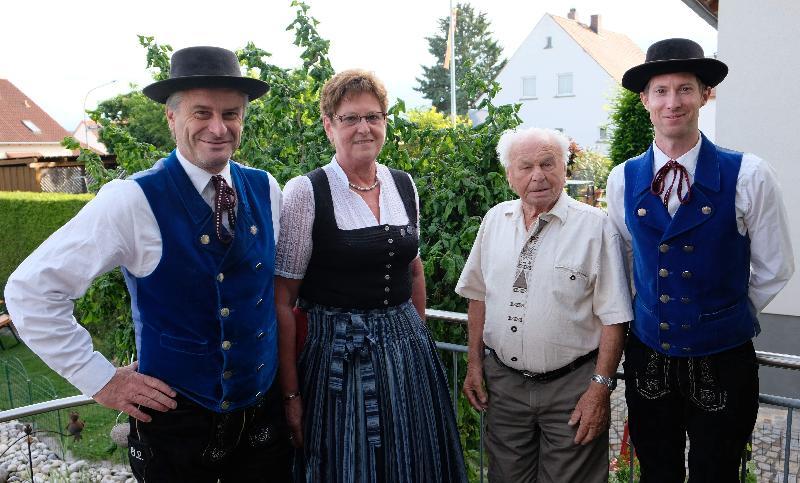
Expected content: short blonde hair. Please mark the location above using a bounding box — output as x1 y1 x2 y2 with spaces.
319 69 389 118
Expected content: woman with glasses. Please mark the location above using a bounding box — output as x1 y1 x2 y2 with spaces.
274 70 467 482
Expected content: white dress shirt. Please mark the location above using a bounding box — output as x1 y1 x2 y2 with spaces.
456 193 632 373
4 150 282 397
605 137 794 312
275 156 419 279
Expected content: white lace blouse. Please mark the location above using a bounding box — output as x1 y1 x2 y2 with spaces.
275 157 420 279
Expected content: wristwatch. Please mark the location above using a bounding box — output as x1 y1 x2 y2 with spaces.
591 374 617 391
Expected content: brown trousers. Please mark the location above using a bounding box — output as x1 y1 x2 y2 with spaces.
483 354 609 483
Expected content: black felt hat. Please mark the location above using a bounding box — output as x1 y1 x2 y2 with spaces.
143 46 268 104
622 38 728 93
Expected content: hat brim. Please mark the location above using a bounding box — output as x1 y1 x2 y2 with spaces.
142 75 269 104
621 58 728 93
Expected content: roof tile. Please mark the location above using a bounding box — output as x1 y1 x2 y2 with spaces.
0 79 70 143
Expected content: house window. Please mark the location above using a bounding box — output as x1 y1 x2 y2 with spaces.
22 120 41 133
544 36 553 49
522 76 536 98
599 126 608 140
554 128 565 133
557 73 574 96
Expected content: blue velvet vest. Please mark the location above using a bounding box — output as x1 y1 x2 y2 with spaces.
123 151 277 412
624 135 758 357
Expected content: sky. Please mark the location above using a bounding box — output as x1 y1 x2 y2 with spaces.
0 0 717 132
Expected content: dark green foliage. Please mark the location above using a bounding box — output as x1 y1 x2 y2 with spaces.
415 3 506 115
0 192 91 291
608 87 654 167
93 90 174 153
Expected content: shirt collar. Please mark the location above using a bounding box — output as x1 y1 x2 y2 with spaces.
504 191 569 223
652 135 702 177
175 148 232 195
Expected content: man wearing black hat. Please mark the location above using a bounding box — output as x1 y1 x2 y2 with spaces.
4 46 292 481
605 38 794 482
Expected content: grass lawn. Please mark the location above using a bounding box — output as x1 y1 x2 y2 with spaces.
0 329 124 463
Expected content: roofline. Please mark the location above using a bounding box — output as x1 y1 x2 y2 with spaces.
550 14 618 82
680 0 718 29
0 141 68 145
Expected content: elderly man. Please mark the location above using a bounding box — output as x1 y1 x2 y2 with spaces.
4 46 291 481
606 38 794 482
458 127 632 482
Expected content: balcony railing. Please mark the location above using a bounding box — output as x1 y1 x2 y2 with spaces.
1 309 798 482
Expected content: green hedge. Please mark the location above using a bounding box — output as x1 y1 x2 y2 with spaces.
0 191 92 292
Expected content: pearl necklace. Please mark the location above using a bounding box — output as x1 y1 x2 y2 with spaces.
348 177 380 192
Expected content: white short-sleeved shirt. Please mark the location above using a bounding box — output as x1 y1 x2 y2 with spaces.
456 193 632 373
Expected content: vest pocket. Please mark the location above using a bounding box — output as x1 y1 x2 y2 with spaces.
160 333 209 355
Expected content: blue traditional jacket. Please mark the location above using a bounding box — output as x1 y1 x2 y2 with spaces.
123 151 277 412
624 134 758 357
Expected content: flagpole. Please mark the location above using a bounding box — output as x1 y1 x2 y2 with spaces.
449 0 457 127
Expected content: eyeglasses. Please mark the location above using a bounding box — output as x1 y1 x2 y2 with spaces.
332 112 387 127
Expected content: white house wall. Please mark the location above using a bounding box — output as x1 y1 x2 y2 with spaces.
0 143 73 159
698 98 715 142
716 0 800 316
491 15 617 154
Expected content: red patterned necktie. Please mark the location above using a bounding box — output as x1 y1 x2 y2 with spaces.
211 175 236 243
650 159 692 209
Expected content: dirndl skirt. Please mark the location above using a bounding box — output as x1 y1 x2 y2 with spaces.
294 299 468 483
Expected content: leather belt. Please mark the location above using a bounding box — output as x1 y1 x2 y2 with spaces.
488 347 598 382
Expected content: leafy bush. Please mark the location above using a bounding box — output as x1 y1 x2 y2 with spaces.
608 87 653 167
0 192 91 291
571 149 613 189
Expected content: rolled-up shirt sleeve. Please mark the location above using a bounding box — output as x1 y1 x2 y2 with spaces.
592 218 634 325
455 217 488 301
4 180 155 397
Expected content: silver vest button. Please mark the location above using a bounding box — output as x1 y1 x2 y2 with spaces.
659 322 670 330
681 271 692 279
216 273 224 283
220 307 230 318
659 294 671 303
220 401 230 410
681 297 692 304
222 340 232 350
661 342 671 351
659 244 670 253
223 370 233 380
250 225 258 235
200 234 210 245
701 206 712 215
683 245 694 253
658 269 669 278
637 208 647 217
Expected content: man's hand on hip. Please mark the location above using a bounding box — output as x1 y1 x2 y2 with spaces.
463 362 488 411
568 383 610 445
93 362 177 422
